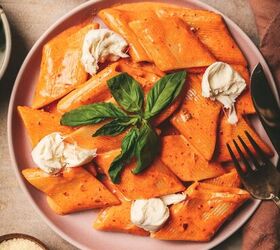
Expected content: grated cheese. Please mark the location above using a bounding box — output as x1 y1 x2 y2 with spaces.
0 238 44 250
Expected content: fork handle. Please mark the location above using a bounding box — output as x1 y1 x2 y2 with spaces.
271 194 280 209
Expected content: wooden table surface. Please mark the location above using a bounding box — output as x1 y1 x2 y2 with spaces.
0 1 258 249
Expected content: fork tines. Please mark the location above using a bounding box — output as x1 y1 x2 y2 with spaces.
226 131 265 176
227 131 280 208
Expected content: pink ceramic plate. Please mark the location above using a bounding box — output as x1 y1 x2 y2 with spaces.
7 0 278 250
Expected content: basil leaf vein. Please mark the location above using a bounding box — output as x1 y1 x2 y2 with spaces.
109 128 139 183
144 70 187 120
60 102 127 126
92 117 138 137
107 73 144 113
132 122 160 174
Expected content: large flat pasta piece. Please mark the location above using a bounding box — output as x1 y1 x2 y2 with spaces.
94 201 149 236
57 63 120 113
156 7 247 66
57 60 162 113
161 135 224 181
203 168 241 188
22 167 120 215
98 8 151 62
18 106 73 147
215 115 273 162
114 2 247 66
95 150 185 200
32 23 99 109
64 123 124 153
151 183 250 241
129 15 216 71
171 74 221 160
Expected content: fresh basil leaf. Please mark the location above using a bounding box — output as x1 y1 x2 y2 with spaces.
132 122 160 174
107 73 144 113
92 117 138 137
144 71 187 119
60 102 127 126
109 128 139 183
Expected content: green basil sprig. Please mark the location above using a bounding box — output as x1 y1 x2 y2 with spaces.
144 70 187 120
61 71 187 183
132 122 160 174
93 117 138 137
107 73 144 113
109 127 139 183
60 102 127 126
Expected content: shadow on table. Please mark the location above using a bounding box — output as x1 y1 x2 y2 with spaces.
212 229 242 250
0 20 28 106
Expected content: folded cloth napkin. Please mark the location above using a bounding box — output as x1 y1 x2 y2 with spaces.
243 1 280 250
249 0 280 91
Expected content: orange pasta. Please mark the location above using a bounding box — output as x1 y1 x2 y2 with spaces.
18 2 269 241
32 23 99 109
118 60 165 77
230 64 255 114
98 8 151 62
215 115 273 162
156 6 247 66
171 74 221 160
203 169 241 188
129 15 215 71
161 135 225 181
64 123 125 153
57 63 120 113
94 201 149 236
108 2 247 66
22 167 120 215
57 60 162 113
95 150 185 200
18 106 73 147
151 183 250 241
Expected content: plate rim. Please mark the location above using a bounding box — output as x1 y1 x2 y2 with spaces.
0 6 12 80
8 0 275 249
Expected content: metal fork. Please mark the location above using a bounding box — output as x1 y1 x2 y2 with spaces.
227 131 280 208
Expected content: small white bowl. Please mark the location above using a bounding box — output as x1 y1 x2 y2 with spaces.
0 6 12 80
